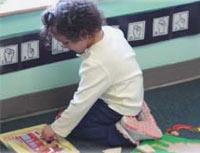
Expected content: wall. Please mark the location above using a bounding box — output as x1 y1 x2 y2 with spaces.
1 0 200 121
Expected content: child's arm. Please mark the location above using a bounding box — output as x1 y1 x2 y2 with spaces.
51 60 110 137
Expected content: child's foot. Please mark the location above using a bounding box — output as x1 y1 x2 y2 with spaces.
116 102 162 144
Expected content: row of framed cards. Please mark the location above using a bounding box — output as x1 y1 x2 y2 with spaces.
127 11 189 41
0 38 69 66
1 1 200 73
0 10 190 66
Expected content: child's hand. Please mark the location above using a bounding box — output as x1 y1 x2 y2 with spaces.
42 125 57 143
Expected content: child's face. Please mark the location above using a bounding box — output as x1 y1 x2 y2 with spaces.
53 33 90 54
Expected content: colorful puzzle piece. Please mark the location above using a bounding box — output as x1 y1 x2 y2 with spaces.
0 124 79 153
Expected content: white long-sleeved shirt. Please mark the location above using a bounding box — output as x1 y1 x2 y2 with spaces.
51 26 144 137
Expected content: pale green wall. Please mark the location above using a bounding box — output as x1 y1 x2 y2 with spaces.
1 0 199 38
136 34 200 69
1 0 200 100
0 59 81 100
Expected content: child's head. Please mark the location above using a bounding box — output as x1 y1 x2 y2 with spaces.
41 0 103 52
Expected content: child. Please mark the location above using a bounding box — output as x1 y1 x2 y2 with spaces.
41 0 162 146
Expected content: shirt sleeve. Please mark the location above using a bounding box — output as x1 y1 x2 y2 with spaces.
51 60 111 137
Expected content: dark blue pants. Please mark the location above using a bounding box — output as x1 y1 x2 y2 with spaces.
68 99 132 147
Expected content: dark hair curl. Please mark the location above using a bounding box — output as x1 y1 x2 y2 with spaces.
41 0 104 42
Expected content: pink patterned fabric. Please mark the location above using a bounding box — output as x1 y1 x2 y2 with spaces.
116 102 162 144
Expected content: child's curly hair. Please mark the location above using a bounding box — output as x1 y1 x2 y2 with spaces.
41 0 104 42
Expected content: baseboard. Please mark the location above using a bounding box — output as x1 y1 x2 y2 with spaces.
143 58 200 90
1 58 200 122
0 84 77 122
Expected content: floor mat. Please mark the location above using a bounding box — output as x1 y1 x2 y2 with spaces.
1 79 200 153
132 134 200 153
